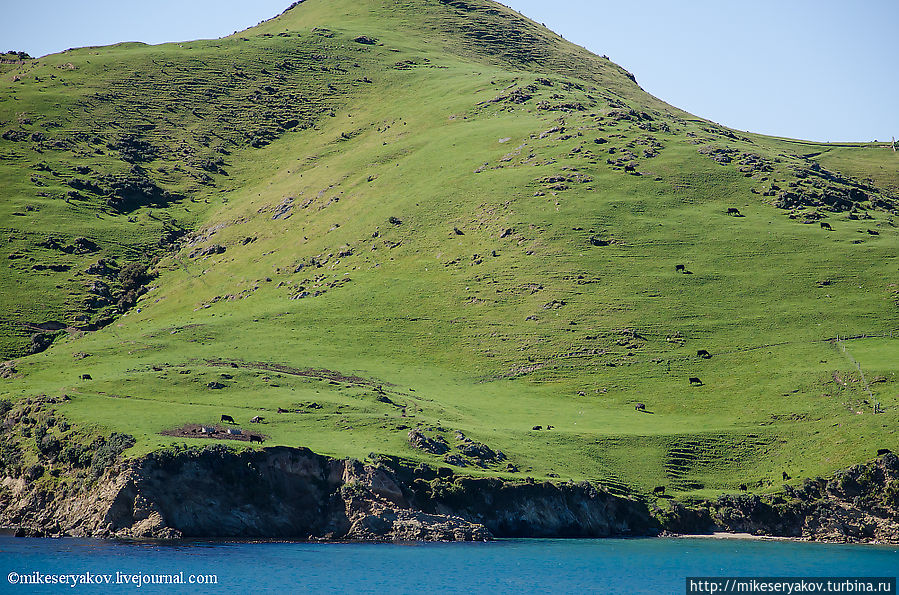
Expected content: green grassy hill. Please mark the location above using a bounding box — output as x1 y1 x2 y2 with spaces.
2 0 898 501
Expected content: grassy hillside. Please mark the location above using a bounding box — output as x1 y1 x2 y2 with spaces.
1 0 898 501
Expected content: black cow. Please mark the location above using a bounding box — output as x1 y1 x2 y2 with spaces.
867 229 880 235
249 435 263 443
727 208 742 216
820 222 833 230
80 374 92 380
675 264 686 273
689 377 703 386
221 414 235 424
697 349 711 359
878 448 892 456
277 407 288 413
782 471 790 481
739 483 748 491
635 403 646 411
652 486 665 495
532 425 543 431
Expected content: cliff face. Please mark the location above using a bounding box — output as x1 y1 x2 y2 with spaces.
2 444 897 543
660 453 899 544
0 445 654 540
410 473 656 537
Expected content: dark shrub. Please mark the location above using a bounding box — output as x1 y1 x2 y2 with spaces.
90 433 135 477
25 464 44 481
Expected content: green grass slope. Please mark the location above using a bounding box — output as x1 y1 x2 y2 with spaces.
1 0 898 501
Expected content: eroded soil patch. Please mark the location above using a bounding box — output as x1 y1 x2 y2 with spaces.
160 423 266 443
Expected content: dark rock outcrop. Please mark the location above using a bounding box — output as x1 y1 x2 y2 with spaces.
0 445 652 541
660 453 899 544
419 476 656 538
2 435 897 542
407 429 450 455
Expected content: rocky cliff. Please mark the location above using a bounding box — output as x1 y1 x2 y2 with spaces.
659 453 899 544
0 445 655 540
2 434 898 542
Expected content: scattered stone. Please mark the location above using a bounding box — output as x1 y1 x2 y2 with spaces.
271 197 294 220
0 361 18 379
443 453 468 467
459 441 505 464
190 244 226 258
408 429 449 455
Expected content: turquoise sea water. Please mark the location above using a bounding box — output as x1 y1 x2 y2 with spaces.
1 536 897 594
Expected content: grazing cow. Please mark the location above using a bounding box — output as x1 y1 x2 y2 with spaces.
739 484 748 491
878 448 892 456
652 486 665 495
221 414 235 424
689 377 703 386
696 349 711 359
867 229 880 235
782 471 790 481
547 425 554 429
635 403 646 411
532 425 543 431
277 407 288 413
727 208 742 216
675 264 686 273
454 227 464 236
250 415 263 424
80 374 92 380
820 222 833 230
249 435 263 443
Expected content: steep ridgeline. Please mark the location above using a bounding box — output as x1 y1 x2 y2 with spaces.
0 0 651 358
1 0 898 523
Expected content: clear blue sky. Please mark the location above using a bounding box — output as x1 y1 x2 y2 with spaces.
2 1 896 143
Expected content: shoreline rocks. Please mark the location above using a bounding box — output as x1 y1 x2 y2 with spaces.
657 453 899 544
0 445 652 541
1 445 897 544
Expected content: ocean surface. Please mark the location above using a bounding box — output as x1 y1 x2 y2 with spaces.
1 535 897 594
